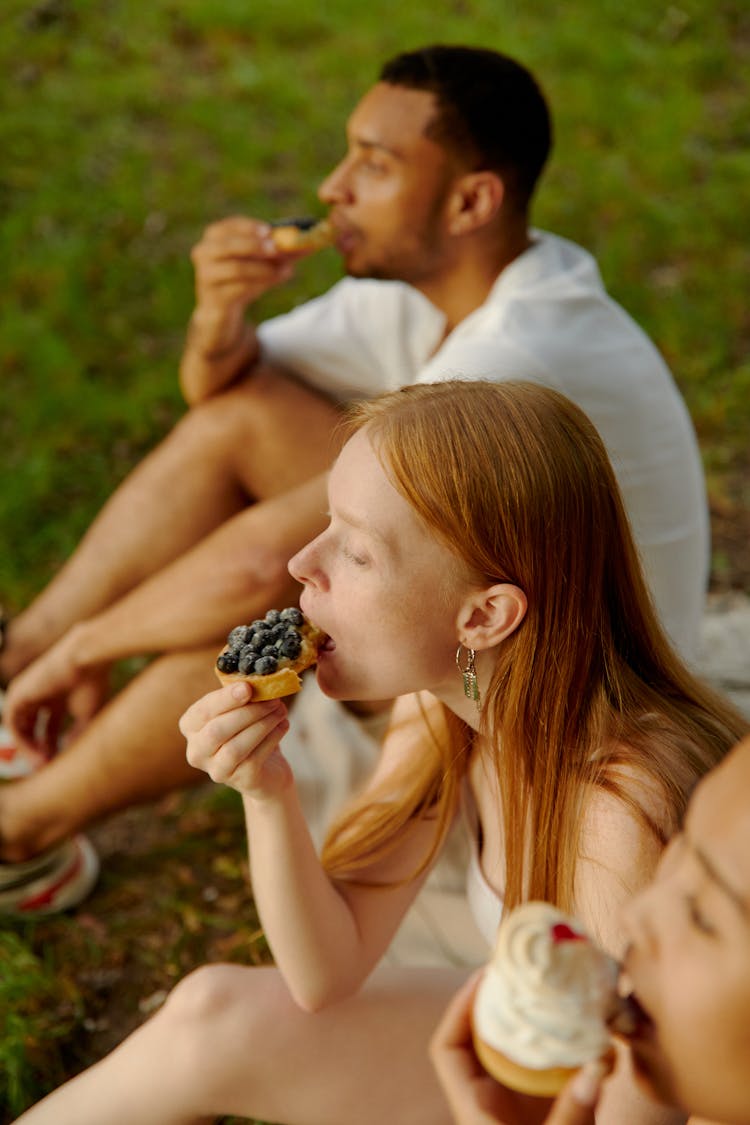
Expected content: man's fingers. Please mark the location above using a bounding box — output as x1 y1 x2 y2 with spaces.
194 218 278 262
201 215 272 241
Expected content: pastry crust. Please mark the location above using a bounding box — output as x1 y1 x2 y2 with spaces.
215 617 325 700
472 1029 577 1097
270 217 334 253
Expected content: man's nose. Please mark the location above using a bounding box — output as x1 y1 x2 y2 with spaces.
319 158 352 205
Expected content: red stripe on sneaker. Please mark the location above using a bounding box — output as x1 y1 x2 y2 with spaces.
19 848 84 912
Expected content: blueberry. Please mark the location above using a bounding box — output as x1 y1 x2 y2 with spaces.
216 651 240 673
252 627 272 647
270 216 317 231
261 644 277 657
264 609 282 625
238 650 256 675
279 634 302 659
228 625 252 647
254 655 278 675
280 607 304 626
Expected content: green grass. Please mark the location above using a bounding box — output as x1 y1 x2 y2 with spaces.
0 932 83 1117
1 0 748 1116
1 0 749 606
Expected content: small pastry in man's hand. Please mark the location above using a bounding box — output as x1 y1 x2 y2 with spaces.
269 216 334 253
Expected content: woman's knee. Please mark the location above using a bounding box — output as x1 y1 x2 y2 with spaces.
145 965 297 1104
162 963 255 1028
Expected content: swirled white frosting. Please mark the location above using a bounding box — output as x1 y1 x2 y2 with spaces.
473 901 618 1069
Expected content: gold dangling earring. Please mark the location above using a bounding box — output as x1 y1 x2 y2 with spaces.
456 644 481 710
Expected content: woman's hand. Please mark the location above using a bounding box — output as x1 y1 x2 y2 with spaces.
180 681 292 800
429 972 612 1125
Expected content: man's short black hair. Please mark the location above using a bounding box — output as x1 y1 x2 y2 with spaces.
379 45 552 212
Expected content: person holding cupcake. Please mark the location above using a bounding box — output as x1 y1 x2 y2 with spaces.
430 734 750 1125
13 382 747 1125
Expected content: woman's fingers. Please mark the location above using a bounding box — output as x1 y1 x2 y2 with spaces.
199 704 289 784
181 679 291 793
544 1058 613 1124
179 682 252 737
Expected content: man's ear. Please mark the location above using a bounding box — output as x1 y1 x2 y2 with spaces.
446 171 505 235
456 583 527 649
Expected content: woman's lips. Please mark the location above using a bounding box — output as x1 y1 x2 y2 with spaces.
609 990 655 1041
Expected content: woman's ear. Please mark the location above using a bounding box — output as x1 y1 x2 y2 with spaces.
446 171 505 235
457 583 527 649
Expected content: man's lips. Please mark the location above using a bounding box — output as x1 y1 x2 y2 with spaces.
329 217 359 253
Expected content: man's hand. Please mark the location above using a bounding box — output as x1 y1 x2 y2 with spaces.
4 626 109 757
191 215 297 319
180 215 302 404
429 973 612 1125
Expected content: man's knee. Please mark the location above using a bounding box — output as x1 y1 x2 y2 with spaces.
170 366 340 494
222 536 297 604
179 365 333 439
170 377 263 452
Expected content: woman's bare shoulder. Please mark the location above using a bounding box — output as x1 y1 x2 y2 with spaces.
574 753 671 956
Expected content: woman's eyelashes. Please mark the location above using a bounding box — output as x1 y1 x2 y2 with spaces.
685 893 717 938
342 544 370 567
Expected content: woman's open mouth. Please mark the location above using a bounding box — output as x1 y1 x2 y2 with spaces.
609 986 655 1042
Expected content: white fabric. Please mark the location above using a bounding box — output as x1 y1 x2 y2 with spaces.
259 229 708 659
282 679 488 968
260 228 710 968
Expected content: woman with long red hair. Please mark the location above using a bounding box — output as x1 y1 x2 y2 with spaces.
15 381 747 1125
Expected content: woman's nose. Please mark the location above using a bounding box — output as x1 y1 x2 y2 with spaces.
619 884 659 960
288 537 325 589
288 544 309 585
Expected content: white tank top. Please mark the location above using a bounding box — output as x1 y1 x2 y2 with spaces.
462 783 504 946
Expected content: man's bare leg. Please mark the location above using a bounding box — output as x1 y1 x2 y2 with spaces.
0 472 334 861
14 965 465 1125
0 366 342 683
0 649 217 861
70 471 332 655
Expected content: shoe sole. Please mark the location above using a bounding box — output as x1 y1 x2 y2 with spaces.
0 836 100 915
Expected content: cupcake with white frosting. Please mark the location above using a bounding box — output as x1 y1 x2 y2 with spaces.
472 901 619 1096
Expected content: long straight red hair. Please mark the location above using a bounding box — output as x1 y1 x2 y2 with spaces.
321 381 747 911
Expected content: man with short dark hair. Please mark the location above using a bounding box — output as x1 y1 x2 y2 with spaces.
0 46 707 914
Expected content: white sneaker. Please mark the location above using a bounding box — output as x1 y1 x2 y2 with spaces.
0 836 100 915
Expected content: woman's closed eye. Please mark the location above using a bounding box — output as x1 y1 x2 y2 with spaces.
685 893 717 937
342 544 370 567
